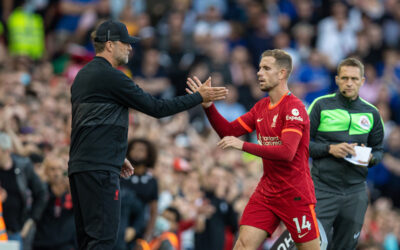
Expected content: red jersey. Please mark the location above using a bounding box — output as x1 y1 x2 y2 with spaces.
205 92 316 206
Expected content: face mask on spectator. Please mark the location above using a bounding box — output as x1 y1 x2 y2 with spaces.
154 216 170 236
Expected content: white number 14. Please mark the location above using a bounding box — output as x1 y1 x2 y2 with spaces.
293 215 311 233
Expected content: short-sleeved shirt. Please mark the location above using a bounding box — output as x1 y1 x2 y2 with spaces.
238 92 316 206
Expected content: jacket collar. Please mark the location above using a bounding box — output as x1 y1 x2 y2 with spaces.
336 90 360 106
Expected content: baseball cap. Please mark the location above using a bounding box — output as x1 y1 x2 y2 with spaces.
94 20 140 44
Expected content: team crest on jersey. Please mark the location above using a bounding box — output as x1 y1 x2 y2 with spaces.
292 108 299 116
359 116 371 130
271 114 278 127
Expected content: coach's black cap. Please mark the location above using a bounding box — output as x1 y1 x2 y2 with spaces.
94 20 140 44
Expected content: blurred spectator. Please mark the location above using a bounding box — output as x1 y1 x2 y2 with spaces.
122 138 159 242
194 5 231 50
132 48 173 98
214 85 247 122
157 10 195 96
194 167 238 250
381 0 400 48
291 50 331 104
149 206 181 250
359 64 383 104
205 40 232 84
0 132 48 250
380 126 400 208
245 3 273 67
32 155 76 250
7 5 45 60
291 22 314 64
316 1 358 66
110 0 145 20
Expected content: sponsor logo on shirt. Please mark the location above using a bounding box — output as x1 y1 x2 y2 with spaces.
292 108 299 116
286 115 303 121
271 114 278 127
359 116 371 130
257 134 282 146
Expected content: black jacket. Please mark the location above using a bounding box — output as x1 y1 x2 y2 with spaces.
69 57 203 175
308 92 384 194
12 154 48 224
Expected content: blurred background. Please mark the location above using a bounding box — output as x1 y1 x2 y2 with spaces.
0 0 399 249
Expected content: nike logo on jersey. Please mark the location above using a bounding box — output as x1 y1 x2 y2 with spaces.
298 232 309 239
257 118 263 122
353 232 360 239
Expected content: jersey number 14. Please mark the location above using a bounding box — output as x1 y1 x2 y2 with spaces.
293 216 311 233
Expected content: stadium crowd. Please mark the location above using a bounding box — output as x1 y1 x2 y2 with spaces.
0 0 399 249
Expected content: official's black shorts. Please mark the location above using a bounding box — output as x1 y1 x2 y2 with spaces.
69 170 121 250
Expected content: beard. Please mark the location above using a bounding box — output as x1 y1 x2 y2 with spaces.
128 158 147 167
260 82 278 92
116 56 128 66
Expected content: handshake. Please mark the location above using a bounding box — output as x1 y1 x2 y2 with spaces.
186 76 228 107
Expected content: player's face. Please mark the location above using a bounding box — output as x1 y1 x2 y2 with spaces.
257 56 280 92
335 66 365 100
112 41 132 66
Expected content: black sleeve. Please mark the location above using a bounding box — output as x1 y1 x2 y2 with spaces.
108 71 203 118
26 161 48 222
367 111 384 167
225 202 238 233
308 101 330 159
149 178 159 201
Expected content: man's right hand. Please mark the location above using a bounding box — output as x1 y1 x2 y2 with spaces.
186 76 228 107
328 143 357 158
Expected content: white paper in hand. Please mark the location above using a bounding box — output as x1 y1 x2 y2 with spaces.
344 146 372 167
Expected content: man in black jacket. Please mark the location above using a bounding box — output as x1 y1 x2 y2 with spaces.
0 132 48 249
308 58 384 250
68 19 228 250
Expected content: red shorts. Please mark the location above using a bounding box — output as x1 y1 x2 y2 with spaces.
240 191 319 243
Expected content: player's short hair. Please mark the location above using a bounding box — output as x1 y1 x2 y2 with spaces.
91 30 106 53
337 58 364 77
261 49 293 79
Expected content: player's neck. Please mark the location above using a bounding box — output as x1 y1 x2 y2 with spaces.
268 84 289 106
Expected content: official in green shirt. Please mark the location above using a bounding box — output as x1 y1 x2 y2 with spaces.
308 58 384 250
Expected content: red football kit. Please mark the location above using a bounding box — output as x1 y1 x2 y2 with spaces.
205 91 319 243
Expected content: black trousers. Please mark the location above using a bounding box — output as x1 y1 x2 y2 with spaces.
69 171 121 250
315 188 368 250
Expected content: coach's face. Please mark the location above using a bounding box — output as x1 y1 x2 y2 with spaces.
257 56 280 92
112 41 132 66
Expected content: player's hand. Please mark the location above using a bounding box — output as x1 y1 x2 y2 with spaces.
328 142 357 158
186 76 227 107
121 158 134 178
218 136 244 150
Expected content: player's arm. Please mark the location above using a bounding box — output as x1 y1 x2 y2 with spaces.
218 130 302 161
205 104 252 138
186 76 252 138
108 71 227 118
307 100 331 159
366 111 384 167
